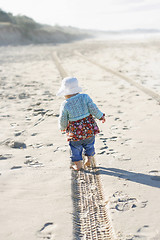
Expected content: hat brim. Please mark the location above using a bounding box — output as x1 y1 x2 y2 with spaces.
56 87 82 96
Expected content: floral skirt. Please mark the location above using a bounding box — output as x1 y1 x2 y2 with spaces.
66 114 100 141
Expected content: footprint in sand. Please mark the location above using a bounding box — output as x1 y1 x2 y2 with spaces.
29 143 43 149
97 148 117 155
110 125 118 131
110 191 147 212
134 225 159 239
99 137 107 142
18 92 30 99
14 130 25 137
99 133 104 136
100 136 118 142
53 146 67 153
31 133 38 136
137 225 149 232
126 226 151 240
11 166 22 170
7 95 16 100
24 157 43 168
0 114 11 118
115 201 135 211
33 108 48 116
100 146 108 150
114 196 138 212
3 140 27 149
109 136 118 141
97 150 106 155
114 117 121 121
0 154 13 160
37 222 55 239
122 126 130 130
98 136 118 155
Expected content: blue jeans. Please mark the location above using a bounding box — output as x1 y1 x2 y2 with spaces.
69 136 95 162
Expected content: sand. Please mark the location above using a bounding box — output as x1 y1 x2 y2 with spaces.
0 36 160 239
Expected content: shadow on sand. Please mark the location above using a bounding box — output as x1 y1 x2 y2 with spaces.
87 167 160 189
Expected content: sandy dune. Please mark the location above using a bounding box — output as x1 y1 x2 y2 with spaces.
0 37 160 239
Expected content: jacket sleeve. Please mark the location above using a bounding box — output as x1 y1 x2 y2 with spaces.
86 95 103 119
58 102 69 131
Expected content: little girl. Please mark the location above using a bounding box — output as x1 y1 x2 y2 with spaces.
57 77 105 171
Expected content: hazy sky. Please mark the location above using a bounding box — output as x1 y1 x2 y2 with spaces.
1 0 160 30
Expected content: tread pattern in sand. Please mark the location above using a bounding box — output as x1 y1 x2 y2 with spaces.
72 158 114 239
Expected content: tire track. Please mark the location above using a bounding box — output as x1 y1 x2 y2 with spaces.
52 52 68 78
52 51 115 239
72 158 114 240
74 50 160 103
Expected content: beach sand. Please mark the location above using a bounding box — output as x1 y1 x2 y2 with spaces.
0 37 160 239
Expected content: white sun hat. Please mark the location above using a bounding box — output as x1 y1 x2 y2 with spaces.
56 77 82 96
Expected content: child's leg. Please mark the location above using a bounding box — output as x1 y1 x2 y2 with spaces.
69 141 83 171
83 136 95 167
70 160 83 171
75 160 83 170
85 156 94 167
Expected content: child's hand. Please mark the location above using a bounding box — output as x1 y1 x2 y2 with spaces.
99 114 106 123
67 132 74 141
101 117 106 123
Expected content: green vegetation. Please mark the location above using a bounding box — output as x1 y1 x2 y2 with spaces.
0 9 40 26
0 9 91 45
0 9 14 23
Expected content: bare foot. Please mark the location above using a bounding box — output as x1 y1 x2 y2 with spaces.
70 160 83 171
84 161 91 167
84 156 94 168
70 164 79 171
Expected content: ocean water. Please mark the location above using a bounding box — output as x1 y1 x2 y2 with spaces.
95 32 160 41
